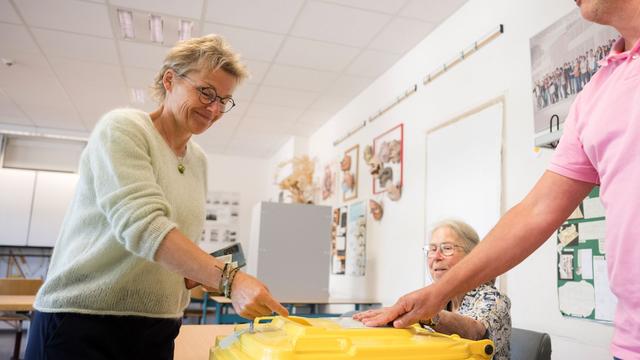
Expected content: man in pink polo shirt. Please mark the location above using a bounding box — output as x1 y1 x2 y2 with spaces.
354 0 640 358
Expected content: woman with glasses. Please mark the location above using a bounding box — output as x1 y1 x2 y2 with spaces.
355 219 511 360
26 35 287 360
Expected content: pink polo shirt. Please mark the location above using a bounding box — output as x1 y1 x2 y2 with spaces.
549 37 640 358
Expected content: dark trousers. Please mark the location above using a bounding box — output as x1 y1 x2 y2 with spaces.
25 311 181 360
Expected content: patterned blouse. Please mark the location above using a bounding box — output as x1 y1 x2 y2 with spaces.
457 283 512 360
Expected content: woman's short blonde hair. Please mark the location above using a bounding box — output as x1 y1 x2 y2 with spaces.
152 34 249 102
430 219 480 253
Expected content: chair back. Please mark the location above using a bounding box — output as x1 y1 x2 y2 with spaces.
510 327 552 360
0 278 44 295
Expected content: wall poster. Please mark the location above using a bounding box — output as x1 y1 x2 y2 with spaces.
341 145 359 202
199 191 240 253
345 201 366 276
530 8 618 144
372 124 403 194
331 206 348 275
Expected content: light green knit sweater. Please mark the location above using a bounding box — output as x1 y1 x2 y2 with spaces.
34 108 207 318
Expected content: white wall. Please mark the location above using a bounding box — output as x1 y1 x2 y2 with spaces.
205 153 269 254
305 0 614 358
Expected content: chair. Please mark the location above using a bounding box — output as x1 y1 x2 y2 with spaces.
0 278 43 360
183 286 216 324
510 327 552 360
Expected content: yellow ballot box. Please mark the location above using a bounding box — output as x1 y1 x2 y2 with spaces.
210 316 495 359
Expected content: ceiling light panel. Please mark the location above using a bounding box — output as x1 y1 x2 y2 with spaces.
109 0 204 19
149 14 163 43
112 6 198 46
117 9 135 39
178 19 193 41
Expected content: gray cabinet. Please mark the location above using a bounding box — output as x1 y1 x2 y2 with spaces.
248 202 331 302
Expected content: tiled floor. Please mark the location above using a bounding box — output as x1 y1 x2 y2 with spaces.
0 328 27 360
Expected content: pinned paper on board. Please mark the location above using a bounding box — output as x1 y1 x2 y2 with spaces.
593 256 617 322
558 280 595 318
558 253 574 280
578 220 606 242
577 248 593 279
583 197 605 218
558 224 579 249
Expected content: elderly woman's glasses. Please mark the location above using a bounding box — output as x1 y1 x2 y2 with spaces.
423 243 465 257
178 74 236 113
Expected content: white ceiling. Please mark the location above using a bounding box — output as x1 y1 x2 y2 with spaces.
0 0 467 158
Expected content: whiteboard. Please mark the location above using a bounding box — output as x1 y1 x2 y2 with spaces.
425 101 503 281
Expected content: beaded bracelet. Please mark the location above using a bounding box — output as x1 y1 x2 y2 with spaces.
224 266 241 298
217 263 231 294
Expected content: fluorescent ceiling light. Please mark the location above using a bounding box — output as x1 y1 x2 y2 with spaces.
130 88 146 104
178 20 193 41
117 9 135 39
149 14 164 44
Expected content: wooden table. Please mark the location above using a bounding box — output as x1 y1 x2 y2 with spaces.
174 325 234 360
0 295 36 311
201 295 381 324
0 295 35 359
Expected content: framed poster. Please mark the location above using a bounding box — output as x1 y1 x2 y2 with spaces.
321 163 336 201
199 191 240 253
331 206 348 275
372 124 403 194
530 8 618 146
341 145 359 202
345 201 366 276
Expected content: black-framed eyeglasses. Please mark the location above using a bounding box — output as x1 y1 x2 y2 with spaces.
178 74 236 113
423 243 465 258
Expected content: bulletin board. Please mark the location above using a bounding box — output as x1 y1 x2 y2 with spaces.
556 187 616 322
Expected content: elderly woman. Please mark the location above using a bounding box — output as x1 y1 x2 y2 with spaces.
355 220 511 360
25 35 287 360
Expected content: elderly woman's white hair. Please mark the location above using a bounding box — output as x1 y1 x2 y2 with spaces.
430 219 480 253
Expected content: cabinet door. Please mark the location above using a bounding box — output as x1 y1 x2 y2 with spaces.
0 168 36 246
28 171 79 247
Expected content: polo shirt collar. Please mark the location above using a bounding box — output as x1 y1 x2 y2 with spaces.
599 36 640 66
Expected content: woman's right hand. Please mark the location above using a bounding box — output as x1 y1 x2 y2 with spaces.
229 272 289 319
